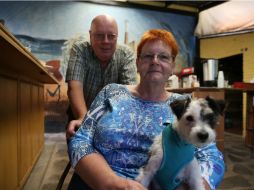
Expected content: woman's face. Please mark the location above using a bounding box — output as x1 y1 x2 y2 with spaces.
137 40 175 84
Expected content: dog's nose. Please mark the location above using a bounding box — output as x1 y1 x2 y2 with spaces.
197 132 208 142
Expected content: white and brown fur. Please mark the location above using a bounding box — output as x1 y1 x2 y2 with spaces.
136 96 225 190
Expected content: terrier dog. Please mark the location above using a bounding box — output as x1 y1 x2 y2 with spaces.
136 96 225 190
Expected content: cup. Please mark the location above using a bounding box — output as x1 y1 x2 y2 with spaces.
217 71 224 88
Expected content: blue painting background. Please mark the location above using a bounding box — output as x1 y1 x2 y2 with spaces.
0 1 197 80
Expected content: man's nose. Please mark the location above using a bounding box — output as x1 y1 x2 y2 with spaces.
102 34 110 42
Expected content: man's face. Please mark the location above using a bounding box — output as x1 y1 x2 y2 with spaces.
90 19 118 64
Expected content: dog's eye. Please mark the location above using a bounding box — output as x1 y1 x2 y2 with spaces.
186 115 194 122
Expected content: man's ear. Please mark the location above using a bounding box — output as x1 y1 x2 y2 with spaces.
89 30 92 42
170 98 191 120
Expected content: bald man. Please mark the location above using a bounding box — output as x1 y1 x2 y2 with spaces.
65 15 137 138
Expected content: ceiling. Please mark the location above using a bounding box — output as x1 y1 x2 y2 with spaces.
164 1 227 12
90 1 227 16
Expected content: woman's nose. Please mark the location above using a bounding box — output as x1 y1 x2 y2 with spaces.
151 55 160 64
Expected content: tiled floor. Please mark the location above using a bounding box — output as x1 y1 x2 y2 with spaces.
23 131 254 190
23 132 73 190
218 133 254 190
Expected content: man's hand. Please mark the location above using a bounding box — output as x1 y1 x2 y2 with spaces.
66 119 83 139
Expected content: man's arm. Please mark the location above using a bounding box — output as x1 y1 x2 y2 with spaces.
66 80 87 138
67 80 87 119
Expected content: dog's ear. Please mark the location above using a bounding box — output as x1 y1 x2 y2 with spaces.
205 96 226 116
170 97 191 120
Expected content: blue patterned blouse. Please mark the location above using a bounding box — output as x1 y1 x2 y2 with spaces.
68 83 224 189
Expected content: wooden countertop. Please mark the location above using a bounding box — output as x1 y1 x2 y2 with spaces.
166 87 254 93
0 23 58 84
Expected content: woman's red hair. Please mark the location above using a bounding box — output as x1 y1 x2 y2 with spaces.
137 29 179 58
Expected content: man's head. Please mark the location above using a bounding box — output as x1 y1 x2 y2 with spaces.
89 15 118 65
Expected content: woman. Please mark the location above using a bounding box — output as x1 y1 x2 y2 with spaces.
67 29 224 190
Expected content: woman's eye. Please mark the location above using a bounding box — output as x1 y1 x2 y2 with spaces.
145 55 153 59
159 55 169 61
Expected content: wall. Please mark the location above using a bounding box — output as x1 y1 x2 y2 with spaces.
0 1 198 127
200 32 254 136
0 1 197 72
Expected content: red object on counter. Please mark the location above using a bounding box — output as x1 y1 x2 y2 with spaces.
180 67 194 77
233 82 254 90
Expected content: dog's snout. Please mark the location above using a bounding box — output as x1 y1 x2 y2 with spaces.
197 132 209 142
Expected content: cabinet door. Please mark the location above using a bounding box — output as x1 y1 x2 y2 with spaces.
0 76 18 190
19 82 33 186
245 92 254 149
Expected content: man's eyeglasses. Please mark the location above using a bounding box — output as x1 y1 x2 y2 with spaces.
140 53 174 64
92 33 118 42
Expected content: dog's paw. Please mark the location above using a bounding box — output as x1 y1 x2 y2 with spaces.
136 171 150 188
135 170 144 183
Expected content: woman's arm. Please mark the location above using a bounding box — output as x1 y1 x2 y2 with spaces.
68 84 147 190
75 153 147 190
195 143 225 190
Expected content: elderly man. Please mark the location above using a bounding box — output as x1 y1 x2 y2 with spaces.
65 14 137 138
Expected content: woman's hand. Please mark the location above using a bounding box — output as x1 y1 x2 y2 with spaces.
123 179 148 190
103 176 148 190
175 183 189 190
66 119 82 139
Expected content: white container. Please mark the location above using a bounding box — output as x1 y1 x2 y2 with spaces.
168 75 179 89
217 71 224 88
207 59 218 80
203 59 218 82
203 62 208 81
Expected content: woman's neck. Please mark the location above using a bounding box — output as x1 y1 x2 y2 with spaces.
133 82 170 102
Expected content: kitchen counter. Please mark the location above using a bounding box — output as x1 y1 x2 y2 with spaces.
0 23 58 190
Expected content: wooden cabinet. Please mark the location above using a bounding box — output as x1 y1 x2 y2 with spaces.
246 91 254 151
0 77 18 190
0 24 58 190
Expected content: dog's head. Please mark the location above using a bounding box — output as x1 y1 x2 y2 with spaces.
170 96 225 147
